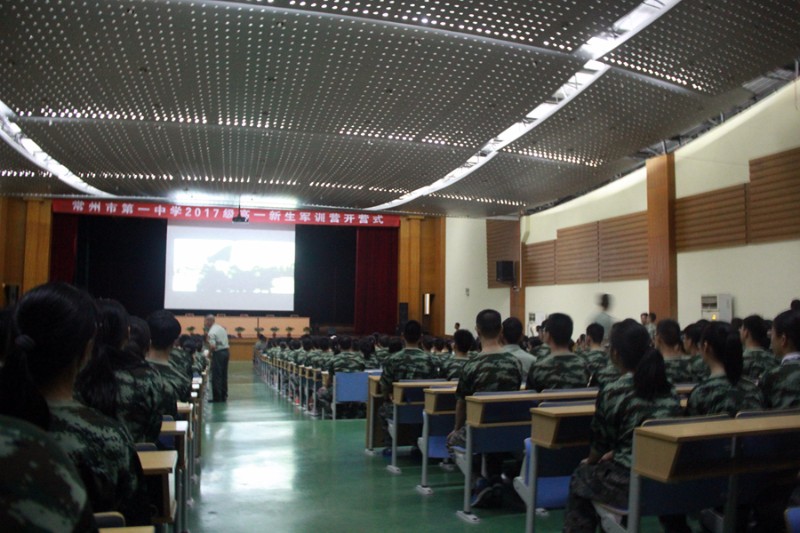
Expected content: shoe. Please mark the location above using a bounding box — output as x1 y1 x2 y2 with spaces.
470 478 493 508
381 447 392 457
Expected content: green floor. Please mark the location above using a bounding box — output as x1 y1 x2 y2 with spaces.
186 362 665 533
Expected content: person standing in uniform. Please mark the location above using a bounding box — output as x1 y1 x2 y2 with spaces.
205 314 230 402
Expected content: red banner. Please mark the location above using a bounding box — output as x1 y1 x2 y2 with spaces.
52 199 400 227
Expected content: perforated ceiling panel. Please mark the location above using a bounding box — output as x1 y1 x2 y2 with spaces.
0 141 77 196
600 0 800 94
19 118 475 208
0 0 797 216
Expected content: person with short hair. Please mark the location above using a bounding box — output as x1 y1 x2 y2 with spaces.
146 310 188 412
581 323 608 380
564 320 681 532
761 310 800 409
656 319 707 383
501 316 536 378
440 329 474 380
204 314 230 402
447 309 523 507
526 313 588 391
740 315 777 382
590 293 614 344
687 322 763 416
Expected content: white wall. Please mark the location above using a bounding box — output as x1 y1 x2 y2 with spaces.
526 280 649 336
445 217 510 330
676 82 800 198
677 242 800 324
523 166 647 244
519 81 800 329
674 82 800 323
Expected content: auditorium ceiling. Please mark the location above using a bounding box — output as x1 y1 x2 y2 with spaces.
0 0 798 217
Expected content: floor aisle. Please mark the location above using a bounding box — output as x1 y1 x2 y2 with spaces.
186 362 664 533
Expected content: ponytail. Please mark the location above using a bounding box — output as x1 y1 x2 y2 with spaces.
633 349 671 401
701 322 743 384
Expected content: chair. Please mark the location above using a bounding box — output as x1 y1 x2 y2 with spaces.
159 415 176 450
135 442 158 452
594 414 730 533
786 507 800 533
331 372 369 420
93 511 125 528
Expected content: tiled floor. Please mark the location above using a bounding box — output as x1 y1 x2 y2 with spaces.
186 362 668 533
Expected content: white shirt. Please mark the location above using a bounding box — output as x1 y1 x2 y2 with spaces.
207 323 229 351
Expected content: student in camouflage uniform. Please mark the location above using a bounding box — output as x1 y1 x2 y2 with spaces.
761 310 800 409
379 321 438 446
317 336 367 417
75 299 165 444
359 337 380 369
739 315 777 382
447 309 523 505
657 319 707 384
146 310 185 417
374 335 391 367
440 329 474 380
379 321 438 398
564 319 682 532
686 321 763 416
0 415 97 533
0 282 152 526
526 313 588 391
581 323 608 380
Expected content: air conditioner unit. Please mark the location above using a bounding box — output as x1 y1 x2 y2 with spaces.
700 294 733 322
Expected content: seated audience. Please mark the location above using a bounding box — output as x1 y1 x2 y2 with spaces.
564 319 681 532
740 314 777 382
760 310 800 409
0 282 151 525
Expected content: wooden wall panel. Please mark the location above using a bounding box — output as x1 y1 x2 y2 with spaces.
486 219 519 289
1 199 27 301
647 154 677 321
420 217 446 335
556 222 598 284
675 185 747 252
22 199 53 293
748 146 800 243
523 241 555 286
599 212 648 281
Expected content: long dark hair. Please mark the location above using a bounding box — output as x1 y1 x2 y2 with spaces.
701 321 743 384
611 319 670 400
75 299 142 417
0 283 97 429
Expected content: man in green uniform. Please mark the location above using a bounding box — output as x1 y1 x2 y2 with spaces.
526 313 588 391
761 310 800 409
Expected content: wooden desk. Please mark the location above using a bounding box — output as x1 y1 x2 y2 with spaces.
417 386 458 495
423 386 457 415
138 451 177 525
365 375 384 452
466 390 596 428
160 421 189 532
530 404 595 448
634 414 800 483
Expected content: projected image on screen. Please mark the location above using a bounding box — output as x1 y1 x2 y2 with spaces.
165 222 295 311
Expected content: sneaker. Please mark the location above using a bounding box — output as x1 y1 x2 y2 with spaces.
470 478 493 508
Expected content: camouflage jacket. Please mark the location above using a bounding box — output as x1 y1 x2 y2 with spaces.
592 363 623 388
532 343 551 359
664 355 707 384
48 400 150 525
170 348 194 383
167 348 192 402
306 351 332 370
327 351 366 375
192 350 208 375
456 351 522 399
742 348 778 383
526 352 589 392
581 348 608 378
379 348 438 397
591 374 682 468
0 415 97 533
374 348 390 367
440 355 470 380
686 374 764 416
147 360 179 418
760 357 800 409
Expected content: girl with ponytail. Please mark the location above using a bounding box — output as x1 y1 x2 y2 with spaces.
564 319 682 532
0 283 151 526
686 321 763 416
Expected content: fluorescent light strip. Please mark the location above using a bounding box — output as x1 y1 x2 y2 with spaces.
0 100 112 197
367 0 682 212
